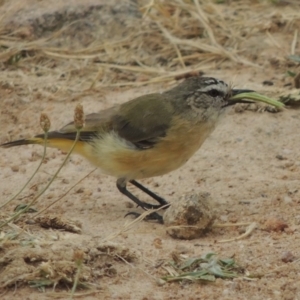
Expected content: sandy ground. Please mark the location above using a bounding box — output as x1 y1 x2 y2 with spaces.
1 1 300 299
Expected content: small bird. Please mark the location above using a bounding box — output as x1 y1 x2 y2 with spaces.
1 76 252 221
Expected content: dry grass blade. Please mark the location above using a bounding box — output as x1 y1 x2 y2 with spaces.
1 0 294 92
279 90 300 106
291 29 298 55
70 250 84 299
192 0 217 46
156 21 225 56
45 291 100 299
218 222 257 243
0 0 290 97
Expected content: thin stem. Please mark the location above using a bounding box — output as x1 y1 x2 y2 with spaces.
0 129 81 229
70 260 83 300
0 131 48 209
34 168 96 217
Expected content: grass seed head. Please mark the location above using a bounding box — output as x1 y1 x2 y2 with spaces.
74 104 85 130
40 113 51 132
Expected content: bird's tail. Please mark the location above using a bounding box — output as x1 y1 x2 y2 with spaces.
1 137 42 148
1 131 85 154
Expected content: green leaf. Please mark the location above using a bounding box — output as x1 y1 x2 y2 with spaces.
14 204 37 213
287 70 296 77
161 252 242 284
179 258 203 270
219 258 236 267
231 92 284 108
288 55 300 63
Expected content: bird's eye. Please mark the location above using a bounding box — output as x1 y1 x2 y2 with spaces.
207 89 222 97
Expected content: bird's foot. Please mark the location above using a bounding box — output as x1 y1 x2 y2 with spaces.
136 201 170 210
124 211 164 224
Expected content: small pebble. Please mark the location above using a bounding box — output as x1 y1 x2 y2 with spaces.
283 195 293 204
156 278 166 286
76 187 84 193
153 238 162 249
262 80 274 86
281 251 295 263
125 201 134 208
263 218 288 232
284 161 294 168
294 215 300 225
11 165 19 172
84 189 93 196
276 154 286 160
175 244 190 254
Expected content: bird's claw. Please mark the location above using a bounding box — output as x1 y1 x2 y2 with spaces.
124 211 164 224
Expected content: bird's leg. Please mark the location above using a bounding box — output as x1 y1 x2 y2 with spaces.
129 180 169 208
116 178 166 224
116 178 162 210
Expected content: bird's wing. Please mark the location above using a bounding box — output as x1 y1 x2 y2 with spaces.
60 106 118 133
59 93 174 149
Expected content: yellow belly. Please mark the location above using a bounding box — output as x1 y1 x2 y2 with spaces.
82 116 217 180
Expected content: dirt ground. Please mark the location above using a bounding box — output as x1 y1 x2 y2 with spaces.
1 0 300 299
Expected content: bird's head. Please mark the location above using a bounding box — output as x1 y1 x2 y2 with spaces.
168 76 254 121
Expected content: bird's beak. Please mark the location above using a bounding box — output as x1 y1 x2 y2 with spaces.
224 89 256 107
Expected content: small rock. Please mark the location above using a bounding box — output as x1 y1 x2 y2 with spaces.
20 167 26 174
156 278 166 286
281 251 295 263
226 280 241 291
62 178 69 184
153 238 162 249
76 187 84 193
84 189 93 196
283 195 293 204
234 103 246 113
125 201 134 208
163 192 215 240
276 154 286 160
263 218 288 232
284 161 294 168
11 165 19 172
294 215 300 225
262 80 274 86
47 193 54 199
175 244 190 254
